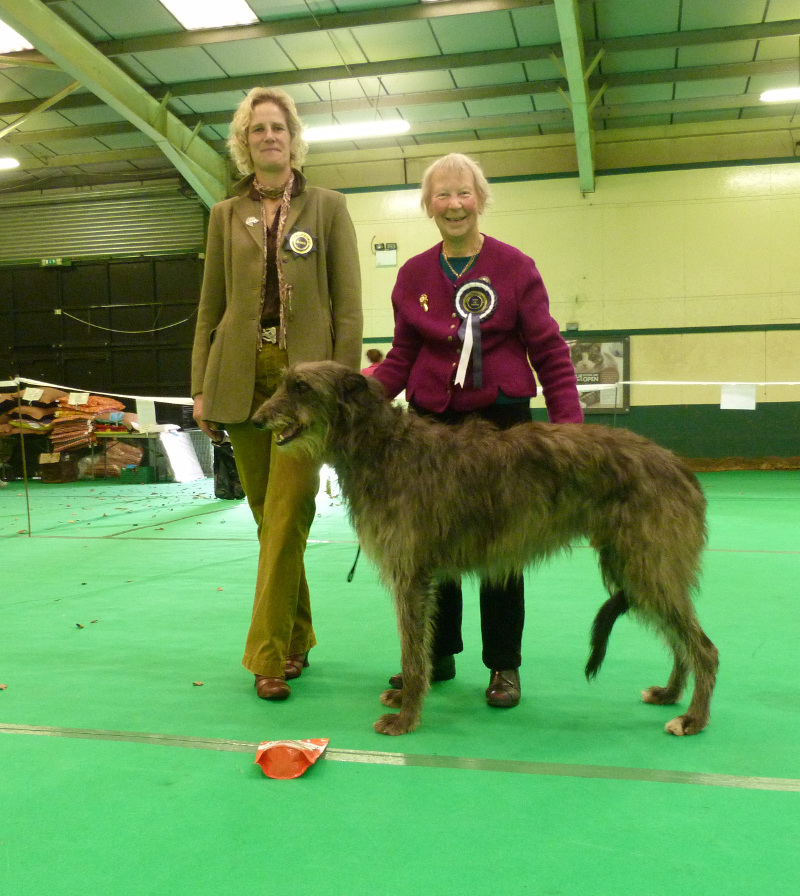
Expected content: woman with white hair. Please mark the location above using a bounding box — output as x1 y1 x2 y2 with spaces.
191 87 362 702
372 152 582 709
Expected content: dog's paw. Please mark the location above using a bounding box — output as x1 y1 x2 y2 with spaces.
373 713 416 736
380 688 403 709
665 713 707 736
641 685 682 705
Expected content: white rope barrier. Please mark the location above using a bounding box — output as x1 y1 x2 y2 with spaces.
6 376 799 406
581 380 800 388
619 381 799 386
12 376 191 406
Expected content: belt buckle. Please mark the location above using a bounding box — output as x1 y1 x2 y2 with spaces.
261 326 278 345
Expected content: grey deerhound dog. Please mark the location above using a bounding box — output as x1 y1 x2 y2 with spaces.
253 361 718 738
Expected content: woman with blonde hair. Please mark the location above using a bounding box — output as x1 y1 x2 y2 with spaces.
192 87 363 701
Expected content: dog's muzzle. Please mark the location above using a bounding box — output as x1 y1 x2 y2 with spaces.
252 405 302 445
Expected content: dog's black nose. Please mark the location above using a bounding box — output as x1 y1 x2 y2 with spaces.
250 406 269 430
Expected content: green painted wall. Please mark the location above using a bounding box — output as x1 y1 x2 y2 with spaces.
531 402 800 459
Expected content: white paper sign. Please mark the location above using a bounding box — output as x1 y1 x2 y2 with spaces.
720 384 756 411
376 248 397 267
136 399 157 431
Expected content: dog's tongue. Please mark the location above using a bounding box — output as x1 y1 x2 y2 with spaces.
276 425 300 446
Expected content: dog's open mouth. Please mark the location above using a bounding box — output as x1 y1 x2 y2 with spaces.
274 424 303 446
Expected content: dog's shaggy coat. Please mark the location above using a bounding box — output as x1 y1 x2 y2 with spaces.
253 361 718 737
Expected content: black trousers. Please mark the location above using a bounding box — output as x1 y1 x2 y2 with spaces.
409 399 530 671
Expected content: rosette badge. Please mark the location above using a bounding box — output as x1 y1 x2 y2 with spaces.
286 229 314 257
455 280 497 320
453 279 497 388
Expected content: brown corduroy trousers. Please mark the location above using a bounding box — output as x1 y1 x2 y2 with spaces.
226 344 319 678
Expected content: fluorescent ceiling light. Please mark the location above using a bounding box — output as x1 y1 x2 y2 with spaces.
157 0 257 30
304 120 411 143
0 21 34 53
0 157 21 170
760 86 800 103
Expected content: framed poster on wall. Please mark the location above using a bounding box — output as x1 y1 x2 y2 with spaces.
566 336 629 414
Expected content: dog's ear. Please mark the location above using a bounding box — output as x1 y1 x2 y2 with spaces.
334 369 385 428
340 369 388 405
338 368 370 398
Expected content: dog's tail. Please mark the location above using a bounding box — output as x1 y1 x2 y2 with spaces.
585 590 629 680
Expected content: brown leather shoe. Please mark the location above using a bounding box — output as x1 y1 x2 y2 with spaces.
284 652 309 681
486 669 520 708
254 675 290 701
388 654 456 689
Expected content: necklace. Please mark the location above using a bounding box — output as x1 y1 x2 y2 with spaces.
442 237 483 279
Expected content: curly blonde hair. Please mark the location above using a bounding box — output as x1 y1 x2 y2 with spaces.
227 87 308 176
419 153 492 216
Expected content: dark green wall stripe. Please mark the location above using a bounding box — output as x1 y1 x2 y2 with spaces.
530 402 800 458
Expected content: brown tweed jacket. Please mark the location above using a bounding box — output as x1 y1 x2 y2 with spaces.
191 178 363 424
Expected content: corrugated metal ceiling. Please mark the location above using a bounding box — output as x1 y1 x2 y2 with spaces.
1 0 799 202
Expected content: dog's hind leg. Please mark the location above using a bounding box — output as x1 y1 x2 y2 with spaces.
374 574 436 736
640 644 688 706
598 542 717 735
661 620 718 736
638 604 718 736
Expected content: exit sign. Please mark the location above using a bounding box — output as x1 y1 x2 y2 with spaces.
40 257 71 267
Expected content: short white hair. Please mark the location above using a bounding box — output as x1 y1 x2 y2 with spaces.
419 153 492 215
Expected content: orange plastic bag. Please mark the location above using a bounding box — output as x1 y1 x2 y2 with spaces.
254 739 329 779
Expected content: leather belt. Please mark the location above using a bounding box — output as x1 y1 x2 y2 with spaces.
260 326 278 344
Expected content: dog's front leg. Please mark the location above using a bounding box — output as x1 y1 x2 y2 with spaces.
374 576 434 736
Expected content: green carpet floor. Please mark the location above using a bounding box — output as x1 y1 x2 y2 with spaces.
1 471 799 895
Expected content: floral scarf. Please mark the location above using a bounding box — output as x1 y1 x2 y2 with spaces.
252 172 294 349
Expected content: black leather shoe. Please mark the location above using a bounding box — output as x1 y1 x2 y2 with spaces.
388 654 456 689
486 669 520 708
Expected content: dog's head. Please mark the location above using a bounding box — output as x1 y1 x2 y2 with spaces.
252 360 381 459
